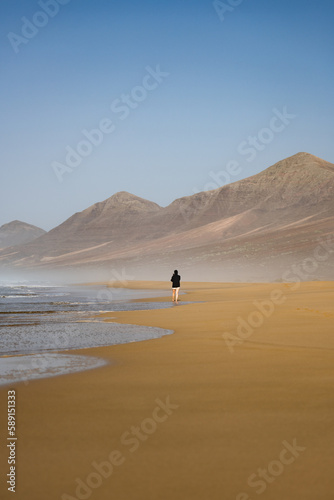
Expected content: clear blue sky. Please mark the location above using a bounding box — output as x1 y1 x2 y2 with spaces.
1 0 334 230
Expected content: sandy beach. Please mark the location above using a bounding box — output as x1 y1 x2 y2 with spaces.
1 281 333 500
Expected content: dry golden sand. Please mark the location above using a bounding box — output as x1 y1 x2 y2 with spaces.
1 281 334 500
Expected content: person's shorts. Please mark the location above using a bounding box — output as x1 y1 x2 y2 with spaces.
172 287 180 290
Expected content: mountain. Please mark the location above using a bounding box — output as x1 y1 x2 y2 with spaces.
0 153 333 281
27 191 162 256
0 220 46 249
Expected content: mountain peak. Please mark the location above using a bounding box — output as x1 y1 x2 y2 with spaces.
0 220 46 248
273 152 333 168
0 220 45 231
108 191 148 204
103 191 161 211
290 152 316 159
110 191 138 200
256 152 334 178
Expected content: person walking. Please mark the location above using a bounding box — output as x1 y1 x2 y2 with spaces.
171 270 181 302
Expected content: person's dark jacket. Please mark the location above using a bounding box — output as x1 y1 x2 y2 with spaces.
171 274 181 288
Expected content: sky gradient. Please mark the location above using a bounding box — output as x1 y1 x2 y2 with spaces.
1 0 334 230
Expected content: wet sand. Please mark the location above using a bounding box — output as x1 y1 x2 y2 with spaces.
0 281 333 500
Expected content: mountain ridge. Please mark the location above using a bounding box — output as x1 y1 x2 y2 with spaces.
1 152 333 281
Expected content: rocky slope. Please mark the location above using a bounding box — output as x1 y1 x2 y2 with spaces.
1 153 333 281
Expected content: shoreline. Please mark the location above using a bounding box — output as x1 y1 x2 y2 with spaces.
0 285 177 385
0 281 333 499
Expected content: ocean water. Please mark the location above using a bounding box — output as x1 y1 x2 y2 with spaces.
0 282 174 385
0 354 109 386
0 282 173 323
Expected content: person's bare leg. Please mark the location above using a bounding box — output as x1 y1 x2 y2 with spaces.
172 289 175 302
175 288 179 302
